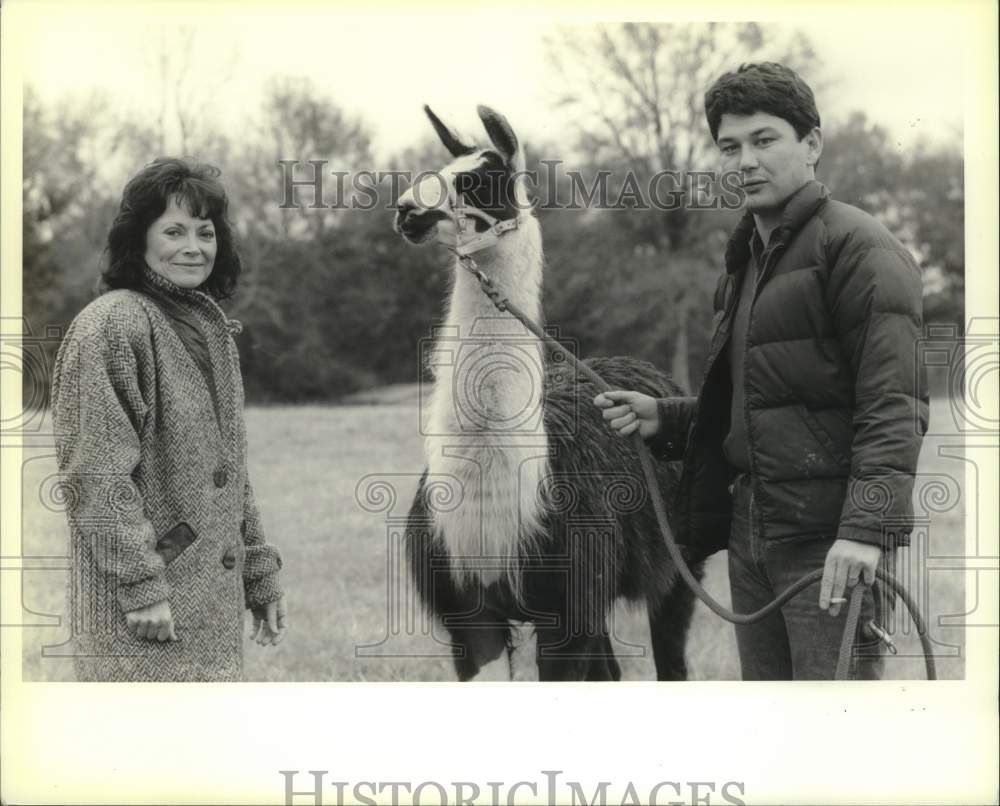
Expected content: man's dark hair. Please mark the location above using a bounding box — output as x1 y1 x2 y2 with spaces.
704 62 821 142
103 157 242 300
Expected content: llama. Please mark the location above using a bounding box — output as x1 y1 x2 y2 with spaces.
394 105 699 681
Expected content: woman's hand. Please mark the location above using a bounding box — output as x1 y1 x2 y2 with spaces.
125 599 178 642
593 390 661 439
251 596 287 646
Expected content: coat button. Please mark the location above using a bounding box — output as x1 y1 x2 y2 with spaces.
213 468 228 488
221 548 237 570
240 519 247 538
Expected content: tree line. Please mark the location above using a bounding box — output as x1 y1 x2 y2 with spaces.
22 24 963 405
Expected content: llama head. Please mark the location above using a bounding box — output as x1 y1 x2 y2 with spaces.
394 105 530 246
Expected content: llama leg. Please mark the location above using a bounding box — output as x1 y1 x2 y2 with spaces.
535 622 616 681
528 565 617 680
583 632 621 682
449 625 511 681
647 579 699 681
535 629 586 680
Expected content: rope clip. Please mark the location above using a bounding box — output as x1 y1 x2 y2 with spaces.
863 620 898 655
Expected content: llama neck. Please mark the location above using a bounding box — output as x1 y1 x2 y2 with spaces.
424 215 550 589
447 216 544 336
435 216 545 432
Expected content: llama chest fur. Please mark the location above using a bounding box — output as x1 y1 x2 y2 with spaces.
424 337 551 586
422 225 551 585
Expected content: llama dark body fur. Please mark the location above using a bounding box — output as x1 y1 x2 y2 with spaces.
405 355 702 681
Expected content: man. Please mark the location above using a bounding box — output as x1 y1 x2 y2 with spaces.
595 62 928 680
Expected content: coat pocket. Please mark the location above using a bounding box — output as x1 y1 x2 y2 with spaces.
155 522 198 566
798 407 851 466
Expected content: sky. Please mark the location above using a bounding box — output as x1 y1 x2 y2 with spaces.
15 3 972 162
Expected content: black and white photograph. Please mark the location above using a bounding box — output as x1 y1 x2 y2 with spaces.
1 0 997 803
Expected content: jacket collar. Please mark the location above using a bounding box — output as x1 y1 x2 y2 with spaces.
140 262 212 304
139 263 242 334
724 180 830 274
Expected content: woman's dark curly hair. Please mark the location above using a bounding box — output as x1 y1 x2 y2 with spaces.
704 62 821 142
103 157 241 299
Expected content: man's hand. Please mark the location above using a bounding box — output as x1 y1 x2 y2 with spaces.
125 599 178 642
251 596 287 646
593 390 661 439
819 539 882 617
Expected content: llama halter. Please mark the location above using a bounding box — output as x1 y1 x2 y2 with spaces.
445 197 525 313
436 194 524 311
439 197 522 258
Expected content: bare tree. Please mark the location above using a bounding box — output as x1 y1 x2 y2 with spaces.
221 77 375 322
233 76 374 240
143 25 240 155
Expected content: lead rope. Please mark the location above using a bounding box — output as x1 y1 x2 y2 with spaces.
457 252 937 680
835 584 868 681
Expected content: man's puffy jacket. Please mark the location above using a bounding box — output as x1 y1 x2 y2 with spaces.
650 180 928 557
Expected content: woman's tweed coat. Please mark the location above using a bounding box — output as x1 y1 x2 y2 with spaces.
51 266 282 681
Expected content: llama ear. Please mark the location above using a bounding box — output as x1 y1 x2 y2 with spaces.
477 105 518 163
424 105 476 158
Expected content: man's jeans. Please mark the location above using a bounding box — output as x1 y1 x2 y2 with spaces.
727 474 886 680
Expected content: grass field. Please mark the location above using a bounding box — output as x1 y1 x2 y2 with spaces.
20 394 966 681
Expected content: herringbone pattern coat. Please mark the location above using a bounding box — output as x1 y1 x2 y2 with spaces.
52 266 282 681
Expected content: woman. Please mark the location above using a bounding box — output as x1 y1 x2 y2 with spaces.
51 158 286 681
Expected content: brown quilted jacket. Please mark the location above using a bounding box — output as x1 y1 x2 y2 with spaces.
649 181 928 556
